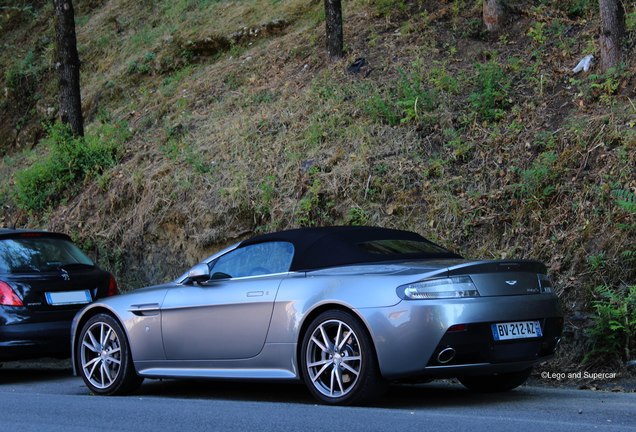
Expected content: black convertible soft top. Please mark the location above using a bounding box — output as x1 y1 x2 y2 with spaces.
240 226 461 272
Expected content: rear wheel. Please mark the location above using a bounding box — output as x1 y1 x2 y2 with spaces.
77 313 143 395
300 310 386 405
458 368 532 393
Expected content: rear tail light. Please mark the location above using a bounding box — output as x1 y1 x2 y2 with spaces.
448 324 467 332
107 274 119 297
398 276 480 300
0 281 23 306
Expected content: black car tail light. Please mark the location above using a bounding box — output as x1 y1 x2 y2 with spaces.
107 274 119 297
0 280 23 306
448 324 468 332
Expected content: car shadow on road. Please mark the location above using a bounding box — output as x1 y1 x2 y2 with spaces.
382 382 538 409
0 361 543 409
134 378 539 409
0 359 72 384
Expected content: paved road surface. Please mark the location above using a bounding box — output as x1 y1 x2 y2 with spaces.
0 362 634 432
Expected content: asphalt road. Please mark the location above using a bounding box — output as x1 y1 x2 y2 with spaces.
0 362 634 432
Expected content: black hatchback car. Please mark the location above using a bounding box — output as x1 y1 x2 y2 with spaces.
0 229 118 361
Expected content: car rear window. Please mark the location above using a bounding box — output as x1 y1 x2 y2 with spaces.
0 237 94 273
357 239 451 255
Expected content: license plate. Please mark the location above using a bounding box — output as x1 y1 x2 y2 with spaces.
45 290 92 306
491 320 542 341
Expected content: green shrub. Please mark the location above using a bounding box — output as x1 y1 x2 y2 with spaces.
468 60 511 123
552 0 594 18
527 22 547 45
612 189 636 259
627 10 636 32
516 151 559 199
587 189 636 362
4 50 40 94
345 206 369 226
395 68 438 125
3 49 45 118
612 189 636 213
369 0 408 17
365 91 400 126
14 122 129 212
587 285 636 361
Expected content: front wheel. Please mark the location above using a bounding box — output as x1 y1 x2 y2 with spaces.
458 368 532 393
77 313 143 395
300 310 386 405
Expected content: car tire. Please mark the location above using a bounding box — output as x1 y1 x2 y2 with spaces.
77 313 143 395
300 310 387 405
458 368 532 393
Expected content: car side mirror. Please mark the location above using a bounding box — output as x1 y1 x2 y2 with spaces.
185 263 210 284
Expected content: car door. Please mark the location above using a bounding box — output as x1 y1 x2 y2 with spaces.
160 241 294 360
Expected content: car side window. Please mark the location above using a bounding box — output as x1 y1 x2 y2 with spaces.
209 242 294 279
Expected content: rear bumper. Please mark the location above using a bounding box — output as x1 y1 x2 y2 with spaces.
0 320 72 361
357 294 563 379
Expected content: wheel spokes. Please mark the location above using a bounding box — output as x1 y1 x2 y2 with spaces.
311 362 332 383
82 339 98 353
87 329 99 351
86 357 100 381
341 361 360 376
311 335 329 353
334 322 342 350
105 356 121 365
101 327 112 347
334 367 345 394
318 325 332 352
306 319 363 399
337 330 352 351
308 359 331 368
81 321 122 390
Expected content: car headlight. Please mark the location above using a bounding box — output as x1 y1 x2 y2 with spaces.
398 276 480 300
538 274 554 294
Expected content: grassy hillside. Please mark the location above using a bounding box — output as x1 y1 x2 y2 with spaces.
1 0 635 372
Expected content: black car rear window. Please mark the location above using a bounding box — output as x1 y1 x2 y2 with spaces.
358 239 450 255
0 237 94 273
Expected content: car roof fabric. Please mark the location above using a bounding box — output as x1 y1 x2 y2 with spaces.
239 226 460 272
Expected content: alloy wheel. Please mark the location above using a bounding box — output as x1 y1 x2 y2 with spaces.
80 321 122 390
305 319 362 398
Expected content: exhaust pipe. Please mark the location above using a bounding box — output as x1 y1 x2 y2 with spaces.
437 347 456 364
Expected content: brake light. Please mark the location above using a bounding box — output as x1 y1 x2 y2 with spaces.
107 274 119 297
0 281 23 306
17 232 44 238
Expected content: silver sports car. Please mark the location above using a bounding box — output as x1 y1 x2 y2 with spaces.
71 226 563 405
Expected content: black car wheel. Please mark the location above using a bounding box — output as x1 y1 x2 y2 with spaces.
458 368 532 393
300 310 386 405
78 313 143 395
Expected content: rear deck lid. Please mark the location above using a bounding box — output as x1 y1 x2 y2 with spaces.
446 260 547 296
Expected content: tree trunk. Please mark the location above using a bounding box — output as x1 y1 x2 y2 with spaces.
599 0 625 71
483 0 505 33
324 0 343 58
53 0 84 136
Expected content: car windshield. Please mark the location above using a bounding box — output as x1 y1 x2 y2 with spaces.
0 237 94 273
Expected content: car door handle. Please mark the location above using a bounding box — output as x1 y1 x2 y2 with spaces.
247 291 264 297
129 303 160 316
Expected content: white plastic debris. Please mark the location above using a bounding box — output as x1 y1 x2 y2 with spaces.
572 54 594 73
